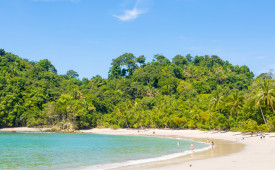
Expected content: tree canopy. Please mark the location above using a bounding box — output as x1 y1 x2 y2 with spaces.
0 48 274 132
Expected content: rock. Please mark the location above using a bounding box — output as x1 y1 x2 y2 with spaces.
46 122 77 133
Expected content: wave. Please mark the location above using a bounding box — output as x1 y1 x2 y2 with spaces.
81 142 211 170
14 131 55 134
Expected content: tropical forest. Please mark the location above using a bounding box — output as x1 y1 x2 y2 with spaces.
0 49 274 132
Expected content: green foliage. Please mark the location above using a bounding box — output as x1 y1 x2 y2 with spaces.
0 49 274 132
0 49 5 56
37 59 57 73
66 70 79 79
172 55 187 65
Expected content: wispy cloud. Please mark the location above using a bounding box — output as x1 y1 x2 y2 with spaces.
113 8 147 21
113 0 148 21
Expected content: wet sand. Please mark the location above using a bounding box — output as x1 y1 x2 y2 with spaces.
80 128 275 170
116 138 244 170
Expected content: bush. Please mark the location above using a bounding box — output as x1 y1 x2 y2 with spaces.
238 119 258 132
188 120 196 129
267 117 275 132
258 124 269 132
215 114 229 130
109 124 120 129
246 119 258 132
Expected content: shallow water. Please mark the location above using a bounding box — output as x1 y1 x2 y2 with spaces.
0 132 208 169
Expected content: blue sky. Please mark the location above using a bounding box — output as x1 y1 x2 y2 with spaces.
0 0 274 79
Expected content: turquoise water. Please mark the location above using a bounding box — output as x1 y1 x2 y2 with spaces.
0 132 208 169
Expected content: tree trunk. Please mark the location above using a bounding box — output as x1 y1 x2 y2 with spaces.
270 104 275 114
125 117 129 128
260 106 267 124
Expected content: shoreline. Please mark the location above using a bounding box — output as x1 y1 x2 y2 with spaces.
80 129 246 169
1 127 275 169
79 128 275 170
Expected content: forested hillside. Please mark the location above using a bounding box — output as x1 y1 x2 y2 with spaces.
0 49 274 132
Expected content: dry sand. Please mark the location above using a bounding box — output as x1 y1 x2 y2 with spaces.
0 127 50 132
80 128 275 170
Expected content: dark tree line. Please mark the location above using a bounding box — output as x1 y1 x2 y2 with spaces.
0 49 274 132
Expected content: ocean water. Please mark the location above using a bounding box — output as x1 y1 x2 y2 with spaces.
0 132 209 170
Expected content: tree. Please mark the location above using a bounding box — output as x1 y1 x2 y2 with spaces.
258 73 273 79
210 87 224 113
172 55 187 65
226 91 244 120
1 49 268 131
177 80 196 99
154 54 170 64
0 49 5 56
109 62 121 79
254 78 275 124
66 70 79 79
186 54 193 62
136 55 146 67
110 53 137 78
37 59 57 73
158 77 179 95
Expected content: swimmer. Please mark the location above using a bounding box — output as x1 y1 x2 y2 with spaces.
177 141 180 147
190 143 194 151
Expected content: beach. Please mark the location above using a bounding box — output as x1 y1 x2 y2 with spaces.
1 127 275 170
0 127 50 132
80 128 275 170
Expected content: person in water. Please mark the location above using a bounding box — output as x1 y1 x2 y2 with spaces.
190 143 194 151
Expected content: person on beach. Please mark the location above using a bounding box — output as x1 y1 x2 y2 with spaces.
260 132 263 139
211 141 214 149
190 143 194 151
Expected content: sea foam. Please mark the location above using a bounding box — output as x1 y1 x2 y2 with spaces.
82 142 211 170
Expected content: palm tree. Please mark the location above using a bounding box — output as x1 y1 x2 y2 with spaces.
210 88 224 113
226 91 244 120
254 78 275 124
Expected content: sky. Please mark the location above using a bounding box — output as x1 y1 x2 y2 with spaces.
0 0 274 79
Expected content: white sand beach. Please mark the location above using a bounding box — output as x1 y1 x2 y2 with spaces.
0 127 50 132
80 128 275 170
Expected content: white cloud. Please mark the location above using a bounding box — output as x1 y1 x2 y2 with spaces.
113 8 147 21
